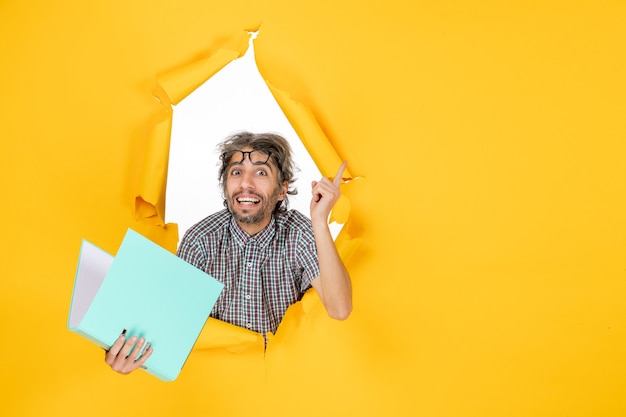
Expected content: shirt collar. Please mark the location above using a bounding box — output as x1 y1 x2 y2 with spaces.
229 215 276 249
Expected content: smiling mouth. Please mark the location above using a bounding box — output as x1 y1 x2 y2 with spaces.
236 197 260 205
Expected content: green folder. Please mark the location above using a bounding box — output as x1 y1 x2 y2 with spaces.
68 228 224 381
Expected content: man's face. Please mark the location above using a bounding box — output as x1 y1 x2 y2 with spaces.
224 147 286 232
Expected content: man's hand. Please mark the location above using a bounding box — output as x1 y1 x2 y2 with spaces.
309 161 352 320
310 161 347 224
104 329 153 375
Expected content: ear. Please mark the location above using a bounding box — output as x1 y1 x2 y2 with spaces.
278 180 288 201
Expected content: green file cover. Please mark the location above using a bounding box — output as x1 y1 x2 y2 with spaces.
68 228 224 381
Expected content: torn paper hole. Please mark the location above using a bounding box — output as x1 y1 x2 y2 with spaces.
166 32 343 240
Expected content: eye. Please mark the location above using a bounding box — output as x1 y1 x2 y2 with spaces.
229 168 241 176
255 169 268 176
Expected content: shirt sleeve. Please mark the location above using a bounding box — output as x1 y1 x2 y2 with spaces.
176 233 207 271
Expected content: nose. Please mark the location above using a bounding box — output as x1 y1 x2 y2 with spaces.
238 164 255 188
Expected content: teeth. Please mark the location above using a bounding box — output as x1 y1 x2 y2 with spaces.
237 197 259 204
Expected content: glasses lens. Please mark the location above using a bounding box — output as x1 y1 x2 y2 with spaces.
249 150 270 164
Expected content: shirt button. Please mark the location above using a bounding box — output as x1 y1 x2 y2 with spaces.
246 322 252 329
244 294 251 300
246 262 252 268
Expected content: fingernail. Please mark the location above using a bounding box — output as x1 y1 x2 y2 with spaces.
120 328 127 337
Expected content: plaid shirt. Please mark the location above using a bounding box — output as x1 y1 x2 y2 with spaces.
177 209 320 336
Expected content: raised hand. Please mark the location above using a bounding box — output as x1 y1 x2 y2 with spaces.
310 161 347 224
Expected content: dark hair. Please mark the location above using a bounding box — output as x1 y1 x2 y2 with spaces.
217 131 297 215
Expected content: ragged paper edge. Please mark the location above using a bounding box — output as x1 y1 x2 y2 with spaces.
265 80 363 263
133 30 252 226
157 31 252 106
194 317 265 353
265 81 352 180
134 114 172 226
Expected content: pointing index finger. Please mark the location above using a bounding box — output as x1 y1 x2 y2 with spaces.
333 161 348 186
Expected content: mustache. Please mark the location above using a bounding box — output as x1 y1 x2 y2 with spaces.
232 190 264 200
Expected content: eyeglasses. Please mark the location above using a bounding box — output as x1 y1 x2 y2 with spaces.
221 150 272 166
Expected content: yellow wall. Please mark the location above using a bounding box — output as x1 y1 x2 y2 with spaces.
1 1 625 416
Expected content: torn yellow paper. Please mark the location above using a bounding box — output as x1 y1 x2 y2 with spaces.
134 30 252 225
265 81 353 181
194 317 265 353
265 290 318 346
157 31 251 105
135 115 173 225
334 228 362 264
329 194 350 224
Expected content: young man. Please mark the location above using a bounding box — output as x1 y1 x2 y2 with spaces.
105 131 352 374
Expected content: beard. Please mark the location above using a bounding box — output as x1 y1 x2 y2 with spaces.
227 187 281 226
